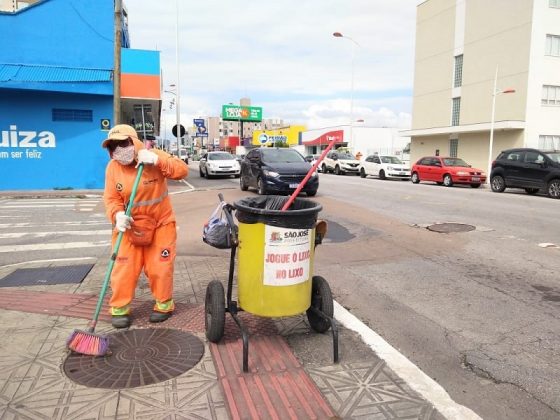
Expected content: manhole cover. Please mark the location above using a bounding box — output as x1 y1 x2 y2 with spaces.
427 223 475 233
63 329 204 389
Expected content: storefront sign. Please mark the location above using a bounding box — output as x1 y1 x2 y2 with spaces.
0 125 55 160
263 225 312 286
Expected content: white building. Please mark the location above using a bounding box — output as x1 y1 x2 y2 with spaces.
302 125 409 157
402 0 560 173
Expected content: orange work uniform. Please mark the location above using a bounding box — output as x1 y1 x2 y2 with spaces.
103 140 188 315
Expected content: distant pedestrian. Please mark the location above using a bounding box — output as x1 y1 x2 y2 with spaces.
101 124 188 329
355 151 363 161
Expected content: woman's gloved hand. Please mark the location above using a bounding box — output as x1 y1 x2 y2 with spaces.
115 211 134 232
136 149 159 168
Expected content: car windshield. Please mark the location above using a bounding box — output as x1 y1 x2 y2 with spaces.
338 153 355 160
380 156 403 164
544 152 560 163
208 152 234 160
261 149 305 163
442 158 469 167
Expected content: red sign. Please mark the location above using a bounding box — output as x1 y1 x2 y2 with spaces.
302 130 344 146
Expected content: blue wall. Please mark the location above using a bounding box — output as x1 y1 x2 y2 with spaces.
0 0 113 71
0 90 111 190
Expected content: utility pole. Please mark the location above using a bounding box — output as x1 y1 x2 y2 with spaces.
113 0 122 125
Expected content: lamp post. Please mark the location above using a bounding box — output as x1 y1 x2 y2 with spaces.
333 31 359 153
487 65 515 184
174 0 181 157
164 87 178 153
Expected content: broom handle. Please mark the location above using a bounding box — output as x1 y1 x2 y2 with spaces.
281 139 337 211
88 164 144 332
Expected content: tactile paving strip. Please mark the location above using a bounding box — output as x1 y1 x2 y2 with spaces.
64 328 204 389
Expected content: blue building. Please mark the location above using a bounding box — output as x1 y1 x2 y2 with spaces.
0 0 161 190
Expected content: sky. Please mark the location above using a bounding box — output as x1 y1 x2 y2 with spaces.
124 0 418 138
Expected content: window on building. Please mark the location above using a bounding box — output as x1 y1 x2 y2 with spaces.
539 135 560 150
542 85 560 105
550 0 560 8
451 97 461 126
52 109 92 122
545 34 560 56
449 138 458 157
453 55 463 88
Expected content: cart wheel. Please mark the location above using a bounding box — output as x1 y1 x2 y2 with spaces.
307 276 334 333
205 280 225 342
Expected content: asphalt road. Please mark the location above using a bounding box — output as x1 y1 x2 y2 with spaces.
1 162 558 419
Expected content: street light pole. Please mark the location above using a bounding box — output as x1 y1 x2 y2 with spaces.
175 0 181 157
487 65 515 184
333 31 359 153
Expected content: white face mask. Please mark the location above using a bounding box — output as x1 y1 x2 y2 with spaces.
112 144 135 165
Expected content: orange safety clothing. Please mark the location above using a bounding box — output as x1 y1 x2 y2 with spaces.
103 139 188 313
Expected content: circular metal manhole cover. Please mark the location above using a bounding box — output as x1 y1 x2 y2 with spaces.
427 223 476 233
63 329 204 389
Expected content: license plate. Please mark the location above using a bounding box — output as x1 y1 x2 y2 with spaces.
400 172 406 175
472 177 480 182
289 183 299 189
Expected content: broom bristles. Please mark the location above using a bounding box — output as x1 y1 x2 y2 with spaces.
67 329 110 356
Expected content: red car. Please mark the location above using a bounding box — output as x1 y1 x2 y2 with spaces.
411 156 486 188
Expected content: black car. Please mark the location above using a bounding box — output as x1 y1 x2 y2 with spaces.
239 147 318 196
490 148 560 198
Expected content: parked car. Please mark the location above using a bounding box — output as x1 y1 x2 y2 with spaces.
305 154 323 172
490 148 560 198
359 154 410 180
411 156 486 187
172 148 189 164
199 151 240 178
322 150 360 175
240 147 318 196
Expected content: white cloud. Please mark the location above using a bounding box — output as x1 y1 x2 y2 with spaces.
124 0 418 136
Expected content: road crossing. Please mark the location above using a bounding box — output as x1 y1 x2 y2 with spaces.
0 196 112 266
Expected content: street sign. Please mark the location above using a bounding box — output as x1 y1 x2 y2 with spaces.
222 105 262 122
172 124 186 138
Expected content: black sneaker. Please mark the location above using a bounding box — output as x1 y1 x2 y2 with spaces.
149 311 172 323
111 315 131 329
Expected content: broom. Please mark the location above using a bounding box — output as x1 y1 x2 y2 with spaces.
67 164 144 356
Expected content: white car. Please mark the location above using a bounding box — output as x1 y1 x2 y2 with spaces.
199 151 240 178
322 151 360 175
359 154 410 180
305 154 322 172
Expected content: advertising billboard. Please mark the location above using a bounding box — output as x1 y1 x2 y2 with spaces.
222 105 262 122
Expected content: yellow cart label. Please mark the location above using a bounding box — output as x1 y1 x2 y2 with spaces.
263 225 312 286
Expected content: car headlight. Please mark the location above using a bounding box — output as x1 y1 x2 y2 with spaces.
263 170 280 177
457 171 469 176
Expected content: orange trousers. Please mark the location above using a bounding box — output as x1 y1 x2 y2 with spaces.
109 222 176 312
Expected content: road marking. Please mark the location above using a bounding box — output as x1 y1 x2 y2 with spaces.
0 256 97 269
0 205 79 208
334 301 482 420
0 230 112 239
0 241 111 253
538 242 559 249
0 221 110 228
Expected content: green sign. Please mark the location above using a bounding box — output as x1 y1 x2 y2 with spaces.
222 105 262 122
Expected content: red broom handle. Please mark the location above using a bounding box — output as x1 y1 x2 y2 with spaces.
281 140 338 211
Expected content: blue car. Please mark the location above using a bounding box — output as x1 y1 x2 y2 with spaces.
240 148 319 196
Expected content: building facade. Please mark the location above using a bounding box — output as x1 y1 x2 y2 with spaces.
0 0 161 190
404 0 560 172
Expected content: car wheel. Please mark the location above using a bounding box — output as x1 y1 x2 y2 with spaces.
322 164 327 173
525 188 539 195
470 184 481 188
334 165 342 175
257 178 267 195
411 172 420 184
547 179 560 199
240 175 248 191
360 168 366 178
379 170 386 180
491 175 506 192
443 174 453 187
199 167 205 177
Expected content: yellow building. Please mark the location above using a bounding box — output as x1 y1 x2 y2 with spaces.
252 125 306 147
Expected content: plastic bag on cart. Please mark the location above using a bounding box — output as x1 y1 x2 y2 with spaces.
203 202 236 249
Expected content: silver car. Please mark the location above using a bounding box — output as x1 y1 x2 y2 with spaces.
199 151 241 178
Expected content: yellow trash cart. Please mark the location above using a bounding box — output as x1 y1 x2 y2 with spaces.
204 194 338 372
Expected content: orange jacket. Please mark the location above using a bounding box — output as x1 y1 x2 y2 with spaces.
103 139 188 225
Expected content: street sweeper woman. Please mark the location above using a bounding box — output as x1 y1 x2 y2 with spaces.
102 124 188 329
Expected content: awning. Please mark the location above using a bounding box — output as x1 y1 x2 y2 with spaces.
303 130 344 146
0 64 112 83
